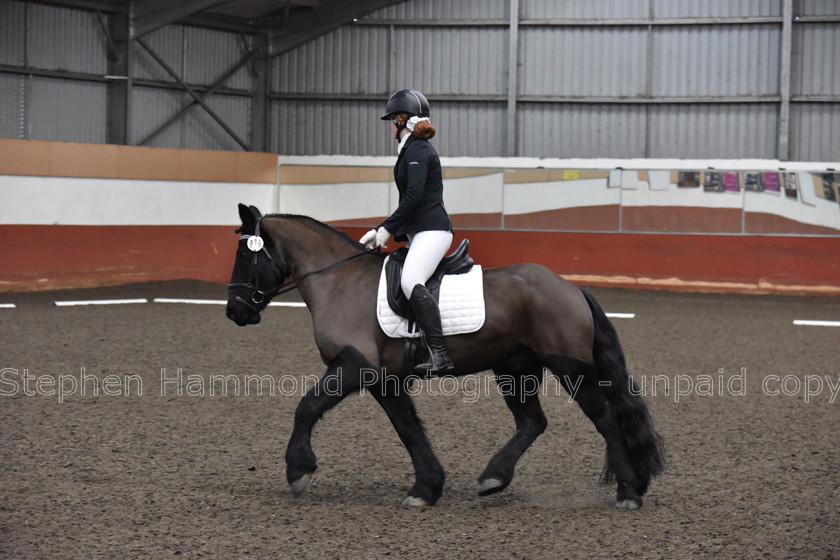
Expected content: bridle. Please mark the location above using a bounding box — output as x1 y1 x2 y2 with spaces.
227 219 377 312
227 234 287 312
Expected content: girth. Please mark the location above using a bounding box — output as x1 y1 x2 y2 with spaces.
385 238 474 318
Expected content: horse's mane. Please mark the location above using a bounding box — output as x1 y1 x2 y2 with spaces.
266 213 386 258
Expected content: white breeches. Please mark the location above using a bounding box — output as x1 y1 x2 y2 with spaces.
401 230 454 299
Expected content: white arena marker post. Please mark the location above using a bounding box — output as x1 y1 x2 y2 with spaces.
153 298 227 305
606 312 635 319
150 298 306 307
793 319 840 327
0 303 16 309
53 298 149 307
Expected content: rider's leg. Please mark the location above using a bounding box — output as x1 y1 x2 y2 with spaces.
408 283 454 374
401 230 455 375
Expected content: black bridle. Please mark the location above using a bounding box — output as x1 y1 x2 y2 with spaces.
227 220 377 311
227 233 287 311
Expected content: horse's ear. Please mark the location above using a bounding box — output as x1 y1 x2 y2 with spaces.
236 203 261 234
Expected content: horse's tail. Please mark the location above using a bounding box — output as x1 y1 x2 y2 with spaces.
580 288 665 493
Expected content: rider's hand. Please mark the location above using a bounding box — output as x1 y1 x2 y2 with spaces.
374 227 391 249
359 229 377 249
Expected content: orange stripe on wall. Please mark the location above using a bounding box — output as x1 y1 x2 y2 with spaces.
280 165 390 184
0 139 278 183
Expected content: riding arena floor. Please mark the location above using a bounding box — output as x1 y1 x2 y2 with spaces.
1 280 837 559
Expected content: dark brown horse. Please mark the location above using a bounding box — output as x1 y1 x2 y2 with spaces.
226 204 664 509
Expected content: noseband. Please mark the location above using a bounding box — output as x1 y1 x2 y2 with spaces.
228 219 377 311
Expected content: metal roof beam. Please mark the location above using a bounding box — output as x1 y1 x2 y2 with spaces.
269 0 407 57
132 0 235 39
25 0 126 14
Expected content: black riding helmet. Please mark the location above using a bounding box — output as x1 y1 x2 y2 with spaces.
380 89 430 120
382 89 430 141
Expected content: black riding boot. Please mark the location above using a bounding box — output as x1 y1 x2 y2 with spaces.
409 284 455 375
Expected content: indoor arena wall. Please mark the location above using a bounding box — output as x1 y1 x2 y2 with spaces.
2 139 838 293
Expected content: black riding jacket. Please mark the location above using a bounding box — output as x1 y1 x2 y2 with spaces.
380 135 452 241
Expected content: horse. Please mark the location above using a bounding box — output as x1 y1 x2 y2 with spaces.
225 203 664 509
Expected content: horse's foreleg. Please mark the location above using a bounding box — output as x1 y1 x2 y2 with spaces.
478 367 548 496
284 346 370 495
369 387 445 508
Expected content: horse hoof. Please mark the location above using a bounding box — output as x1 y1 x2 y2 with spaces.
401 496 430 508
615 499 641 511
290 473 313 496
477 478 505 496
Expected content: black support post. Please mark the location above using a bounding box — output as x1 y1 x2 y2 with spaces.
103 9 131 145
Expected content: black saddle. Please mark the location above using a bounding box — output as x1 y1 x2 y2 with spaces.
386 239 474 318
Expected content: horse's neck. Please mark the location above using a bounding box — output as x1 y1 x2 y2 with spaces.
265 217 370 303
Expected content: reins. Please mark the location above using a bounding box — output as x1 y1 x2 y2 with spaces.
266 246 378 299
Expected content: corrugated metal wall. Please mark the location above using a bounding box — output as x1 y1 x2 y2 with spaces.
273 26 390 95
651 0 781 19
0 1 252 151
0 2 109 143
790 17 840 161
129 25 253 150
0 74 26 139
25 3 108 75
371 0 507 20
1 0 838 161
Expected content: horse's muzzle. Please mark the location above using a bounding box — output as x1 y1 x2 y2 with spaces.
226 296 262 326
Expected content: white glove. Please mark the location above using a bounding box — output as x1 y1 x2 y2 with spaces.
374 227 391 249
359 229 377 249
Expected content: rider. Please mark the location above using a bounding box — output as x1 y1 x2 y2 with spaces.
360 89 455 375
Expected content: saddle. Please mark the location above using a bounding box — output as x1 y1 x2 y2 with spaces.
385 239 474 319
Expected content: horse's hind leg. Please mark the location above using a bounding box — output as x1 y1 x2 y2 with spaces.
368 388 445 508
285 346 370 495
478 362 547 496
547 355 645 509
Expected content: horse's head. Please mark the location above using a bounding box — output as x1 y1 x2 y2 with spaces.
226 203 290 326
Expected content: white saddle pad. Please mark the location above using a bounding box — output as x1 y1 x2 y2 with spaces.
376 257 486 339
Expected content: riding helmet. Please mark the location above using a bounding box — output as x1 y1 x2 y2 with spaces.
380 89 430 120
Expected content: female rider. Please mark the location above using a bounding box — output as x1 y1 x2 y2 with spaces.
360 89 455 375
